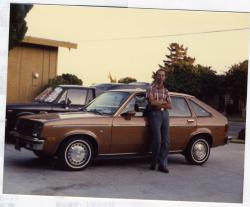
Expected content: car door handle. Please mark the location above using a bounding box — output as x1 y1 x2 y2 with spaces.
187 119 195 123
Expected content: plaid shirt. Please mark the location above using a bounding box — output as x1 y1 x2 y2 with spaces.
146 83 171 103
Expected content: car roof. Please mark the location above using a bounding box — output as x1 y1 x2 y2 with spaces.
93 82 150 87
169 92 194 98
109 88 195 98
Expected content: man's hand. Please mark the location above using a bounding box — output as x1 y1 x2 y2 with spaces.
161 101 172 109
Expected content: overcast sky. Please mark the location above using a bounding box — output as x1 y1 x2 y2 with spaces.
25 5 250 85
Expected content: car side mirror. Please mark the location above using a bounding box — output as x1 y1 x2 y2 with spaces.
121 111 136 120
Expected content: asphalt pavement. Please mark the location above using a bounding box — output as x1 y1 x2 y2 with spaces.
3 143 245 203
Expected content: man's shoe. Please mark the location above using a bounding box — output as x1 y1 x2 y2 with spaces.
158 165 169 173
149 163 157 170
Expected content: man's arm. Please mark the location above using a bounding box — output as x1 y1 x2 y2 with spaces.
146 88 172 109
148 96 168 107
148 94 171 109
161 101 172 109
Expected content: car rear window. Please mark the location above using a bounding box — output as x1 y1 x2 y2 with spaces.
190 100 211 117
169 97 192 117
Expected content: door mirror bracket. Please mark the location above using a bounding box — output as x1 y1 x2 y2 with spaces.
121 111 136 120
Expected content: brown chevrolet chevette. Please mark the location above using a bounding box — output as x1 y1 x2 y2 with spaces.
12 89 229 170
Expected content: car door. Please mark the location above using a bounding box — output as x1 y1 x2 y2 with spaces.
111 93 150 154
168 96 197 151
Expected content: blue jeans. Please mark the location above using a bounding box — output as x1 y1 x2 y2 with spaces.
148 110 170 167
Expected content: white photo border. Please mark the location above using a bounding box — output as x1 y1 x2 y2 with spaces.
0 0 249 207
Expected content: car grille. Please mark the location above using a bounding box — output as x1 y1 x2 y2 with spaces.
15 119 42 137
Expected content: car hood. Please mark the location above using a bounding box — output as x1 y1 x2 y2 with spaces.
21 112 107 123
7 102 52 110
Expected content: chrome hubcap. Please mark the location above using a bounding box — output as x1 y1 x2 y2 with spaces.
192 141 207 161
67 142 88 165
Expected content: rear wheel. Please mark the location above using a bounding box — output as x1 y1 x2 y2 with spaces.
185 137 210 165
58 137 93 170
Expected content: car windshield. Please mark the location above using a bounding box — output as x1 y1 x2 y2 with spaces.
85 91 130 115
34 87 63 103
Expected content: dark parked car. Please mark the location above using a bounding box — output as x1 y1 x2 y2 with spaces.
12 89 229 170
94 82 150 96
6 85 96 140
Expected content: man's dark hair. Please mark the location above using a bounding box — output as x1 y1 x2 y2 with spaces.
152 68 167 84
156 68 167 76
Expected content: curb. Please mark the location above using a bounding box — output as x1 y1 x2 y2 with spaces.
230 138 245 144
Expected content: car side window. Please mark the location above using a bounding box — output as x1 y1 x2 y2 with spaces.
122 94 148 117
190 100 211 117
86 89 94 104
58 89 88 105
169 96 192 117
67 89 88 105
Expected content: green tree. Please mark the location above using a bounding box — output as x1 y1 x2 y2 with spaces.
216 74 226 111
118 77 137 84
156 42 220 107
162 42 195 67
225 60 248 116
154 42 196 81
195 64 218 101
9 4 33 50
47 73 83 87
165 63 199 96
156 43 198 95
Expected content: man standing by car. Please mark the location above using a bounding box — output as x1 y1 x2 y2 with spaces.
146 69 172 173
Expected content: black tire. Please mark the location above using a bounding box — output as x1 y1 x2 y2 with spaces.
33 151 53 159
184 137 210 165
58 137 93 171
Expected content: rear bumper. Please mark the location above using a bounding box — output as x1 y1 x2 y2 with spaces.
10 131 44 151
224 135 232 144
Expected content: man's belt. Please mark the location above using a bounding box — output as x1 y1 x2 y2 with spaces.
149 106 167 111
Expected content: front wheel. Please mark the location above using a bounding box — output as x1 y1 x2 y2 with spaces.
184 137 210 165
58 137 93 170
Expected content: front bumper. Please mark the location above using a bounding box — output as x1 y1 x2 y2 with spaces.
10 131 44 151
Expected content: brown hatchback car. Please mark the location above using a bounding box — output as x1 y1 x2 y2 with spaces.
12 89 229 170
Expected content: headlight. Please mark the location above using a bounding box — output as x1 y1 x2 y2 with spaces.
31 122 43 137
